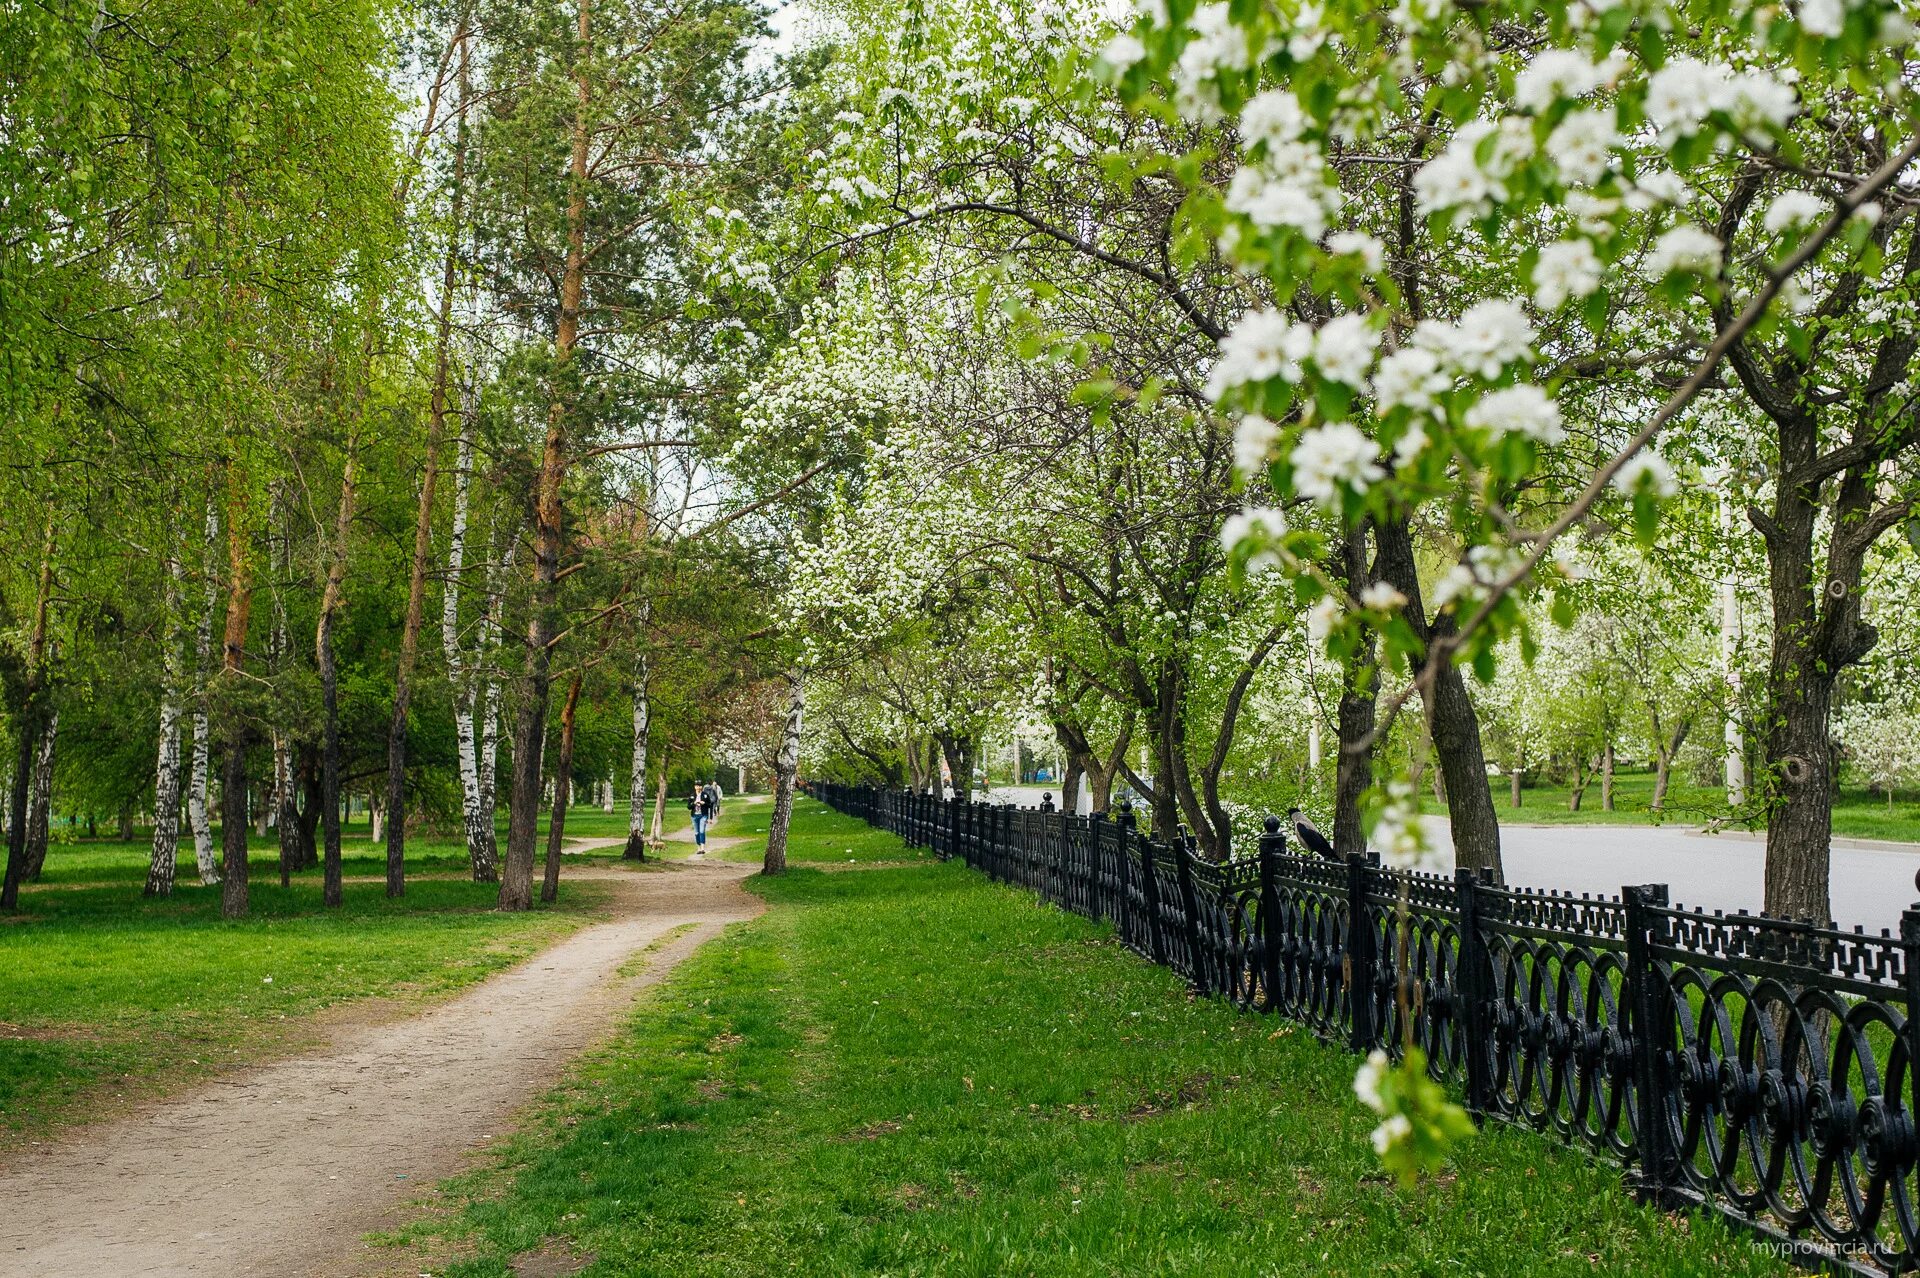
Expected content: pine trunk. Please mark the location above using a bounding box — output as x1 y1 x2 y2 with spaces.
501 0 589 912
543 673 583 903
219 474 255 920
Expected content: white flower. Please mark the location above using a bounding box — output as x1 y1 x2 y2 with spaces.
1206 308 1313 400
1314 313 1379 388
1177 2 1255 93
1412 123 1501 220
1360 581 1408 612
1466 384 1565 444
1514 49 1601 113
1645 58 1725 141
1291 421 1385 504
1644 224 1722 280
1532 238 1603 309
1372 781 1440 870
1099 32 1147 72
1762 190 1828 236
1371 1113 1413 1155
1372 347 1450 413
1429 563 1477 610
1613 452 1679 498
1220 506 1289 569
1354 1050 1389 1111
1414 119 1533 220
1547 109 1618 185
1326 231 1385 273
1800 0 1844 37
1233 414 1280 474
1307 593 1342 644
1224 167 1332 239
1566 191 1622 235
1725 71 1797 133
1625 168 1687 210
1391 422 1428 468
1433 299 1536 379
1239 89 1307 150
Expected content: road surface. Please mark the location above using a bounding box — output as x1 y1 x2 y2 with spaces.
977 784 1919 934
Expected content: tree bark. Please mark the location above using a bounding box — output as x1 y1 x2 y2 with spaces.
4 528 55 911
763 668 804 876
268 484 299 887
543 672 584 903
1373 515 1504 880
384 18 469 901
317 441 358 909
501 0 589 912
147 545 188 897
624 647 650 860
219 473 255 920
650 753 669 848
1333 525 1377 858
187 501 220 886
22 711 58 882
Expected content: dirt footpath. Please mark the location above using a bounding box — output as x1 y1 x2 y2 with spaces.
0 859 760 1277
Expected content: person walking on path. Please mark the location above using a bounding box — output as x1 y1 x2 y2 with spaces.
703 778 723 823
688 783 715 854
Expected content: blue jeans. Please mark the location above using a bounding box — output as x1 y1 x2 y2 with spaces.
692 812 709 846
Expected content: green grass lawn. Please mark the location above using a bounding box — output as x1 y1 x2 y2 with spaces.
1488 770 1920 844
0 815 624 1147
387 805 1789 1278
706 795 937 865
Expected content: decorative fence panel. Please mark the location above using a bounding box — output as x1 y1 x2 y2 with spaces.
808 781 1920 1274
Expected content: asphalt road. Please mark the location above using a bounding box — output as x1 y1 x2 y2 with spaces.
978 784 1920 934
1425 819 1920 936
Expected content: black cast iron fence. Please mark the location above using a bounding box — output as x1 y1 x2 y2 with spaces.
806 780 1920 1275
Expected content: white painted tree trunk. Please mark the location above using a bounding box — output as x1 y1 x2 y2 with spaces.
601 777 613 813
187 502 219 886
763 668 805 875
148 549 188 895
626 651 649 854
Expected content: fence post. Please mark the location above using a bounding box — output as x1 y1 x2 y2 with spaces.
1453 868 1493 1117
1123 803 1166 965
1258 817 1285 1011
1174 831 1206 992
1102 811 1126 939
1346 852 1377 1053
1624 883 1677 1206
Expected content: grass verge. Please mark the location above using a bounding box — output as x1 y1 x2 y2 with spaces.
1485 771 1920 843
389 806 1788 1278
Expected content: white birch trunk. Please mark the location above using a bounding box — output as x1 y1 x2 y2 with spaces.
187 502 219 886
148 549 188 895
442 429 498 880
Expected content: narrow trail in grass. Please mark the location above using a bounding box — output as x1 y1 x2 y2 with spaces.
0 859 760 1278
